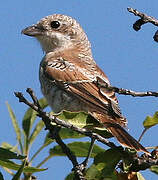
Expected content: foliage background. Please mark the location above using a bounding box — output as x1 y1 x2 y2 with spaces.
1 0 158 179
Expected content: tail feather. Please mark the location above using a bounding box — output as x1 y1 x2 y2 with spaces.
105 122 150 155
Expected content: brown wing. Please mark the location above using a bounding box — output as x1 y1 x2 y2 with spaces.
42 53 126 125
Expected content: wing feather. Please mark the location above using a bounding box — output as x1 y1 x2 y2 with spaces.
42 54 125 124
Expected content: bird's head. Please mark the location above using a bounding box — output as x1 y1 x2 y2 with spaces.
22 14 91 54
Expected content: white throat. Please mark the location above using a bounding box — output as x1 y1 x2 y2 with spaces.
36 31 73 53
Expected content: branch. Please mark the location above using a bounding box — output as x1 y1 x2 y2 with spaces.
108 86 158 97
97 80 158 97
14 88 116 180
127 7 158 42
129 151 158 172
14 90 116 148
14 88 158 176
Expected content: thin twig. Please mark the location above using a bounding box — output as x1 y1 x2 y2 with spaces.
146 146 158 150
26 88 41 108
138 128 148 142
127 7 158 42
110 86 158 97
80 138 95 171
96 80 158 97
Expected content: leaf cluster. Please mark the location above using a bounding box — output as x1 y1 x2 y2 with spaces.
0 99 158 179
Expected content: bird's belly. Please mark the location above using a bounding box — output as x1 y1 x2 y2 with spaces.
41 84 87 113
39 65 88 113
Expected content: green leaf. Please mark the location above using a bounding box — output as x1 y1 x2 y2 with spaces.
143 111 158 129
65 172 74 180
59 128 85 139
57 111 113 138
85 163 118 180
0 159 47 173
0 147 25 160
1 142 19 153
29 120 44 147
42 128 85 149
137 172 145 180
30 135 54 163
0 172 4 180
38 97 48 108
43 134 54 146
150 165 158 174
22 98 48 154
24 166 47 173
57 111 89 128
22 97 48 138
50 142 104 158
12 160 26 180
85 164 101 180
6 102 22 151
22 109 37 139
94 148 121 178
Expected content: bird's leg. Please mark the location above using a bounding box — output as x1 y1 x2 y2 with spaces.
79 138 95 171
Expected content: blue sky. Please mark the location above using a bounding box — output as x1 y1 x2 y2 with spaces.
1 0 158 179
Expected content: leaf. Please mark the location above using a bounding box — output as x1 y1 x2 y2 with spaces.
56 111 113 138
12 160 26 180
22 98 48 154
38 97 48 108
85 164 101 180
43 134 54 146
6 102 22 151
59 128 85 139
0 159 47 173
22 97 48 138
29 134 54 163
150 165 158 174
50 142 104 158
137 172 145 180
57 111 89 128
22 108 37 139
143 111 158 129
65 172 74 180
1 142 19 153
94 148 121 178
24 166 47 173
0 147 25 160
0 172 4 180
29 120 44 147
30 121 82 163
42 128 85 149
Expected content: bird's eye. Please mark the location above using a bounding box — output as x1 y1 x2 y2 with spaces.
50 21 60 29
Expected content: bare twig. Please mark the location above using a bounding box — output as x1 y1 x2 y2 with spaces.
110 87 158 97
138 128 148 142
127 7 158 42
146 146 158 150
97 80 158 97
49 127 86 180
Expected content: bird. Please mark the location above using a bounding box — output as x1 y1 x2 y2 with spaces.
22 14 149 154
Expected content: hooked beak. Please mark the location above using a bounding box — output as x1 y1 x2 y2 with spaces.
21 24 44 37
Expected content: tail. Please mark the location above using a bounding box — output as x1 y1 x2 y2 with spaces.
105 122 150 155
